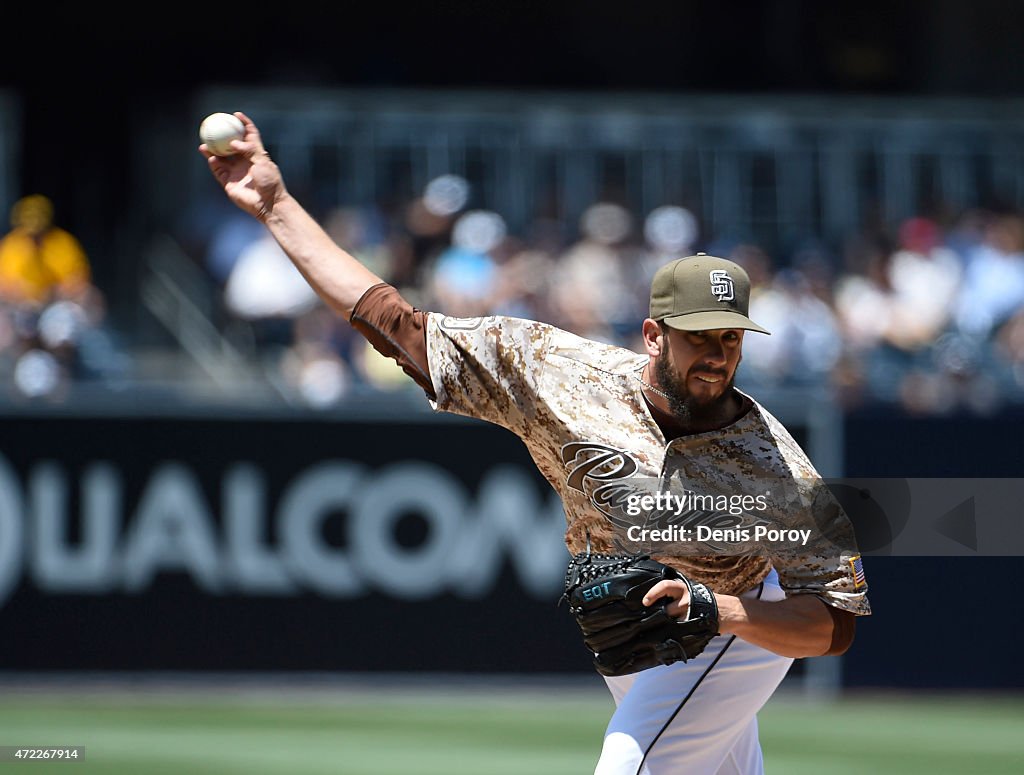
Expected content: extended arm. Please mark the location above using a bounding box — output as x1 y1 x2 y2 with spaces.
199 112 380 320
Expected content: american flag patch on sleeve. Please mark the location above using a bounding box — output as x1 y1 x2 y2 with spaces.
848 556 866 589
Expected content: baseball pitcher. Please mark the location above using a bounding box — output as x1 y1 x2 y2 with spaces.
201 113 870 775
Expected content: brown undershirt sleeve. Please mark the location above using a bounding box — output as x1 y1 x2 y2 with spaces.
349 282 435 399
823 606 856 656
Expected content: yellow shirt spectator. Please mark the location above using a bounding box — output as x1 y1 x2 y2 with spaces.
0 195 91 305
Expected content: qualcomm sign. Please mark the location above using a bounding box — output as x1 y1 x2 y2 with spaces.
0 454 569 609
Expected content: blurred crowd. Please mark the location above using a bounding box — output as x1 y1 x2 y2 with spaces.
179 174 1024 416
6 171 1022 416
0 195 129 401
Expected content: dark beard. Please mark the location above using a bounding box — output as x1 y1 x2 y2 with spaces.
654 350 738 428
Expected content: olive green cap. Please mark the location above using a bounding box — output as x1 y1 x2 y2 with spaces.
649 253 770 334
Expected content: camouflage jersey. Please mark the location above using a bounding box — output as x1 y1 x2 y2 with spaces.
426 312 870 616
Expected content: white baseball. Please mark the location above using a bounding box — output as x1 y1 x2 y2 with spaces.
199 112 245 157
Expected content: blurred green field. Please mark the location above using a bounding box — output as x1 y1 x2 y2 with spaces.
0 688 1021 774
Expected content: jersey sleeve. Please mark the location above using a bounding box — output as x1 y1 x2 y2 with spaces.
771 479 872 616
425 313 554 436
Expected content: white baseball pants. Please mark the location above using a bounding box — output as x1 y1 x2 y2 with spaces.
594 570 794 775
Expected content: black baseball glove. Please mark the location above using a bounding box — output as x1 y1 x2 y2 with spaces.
562 547 720 677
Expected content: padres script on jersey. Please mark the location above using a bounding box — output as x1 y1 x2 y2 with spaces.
427 313 870 616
